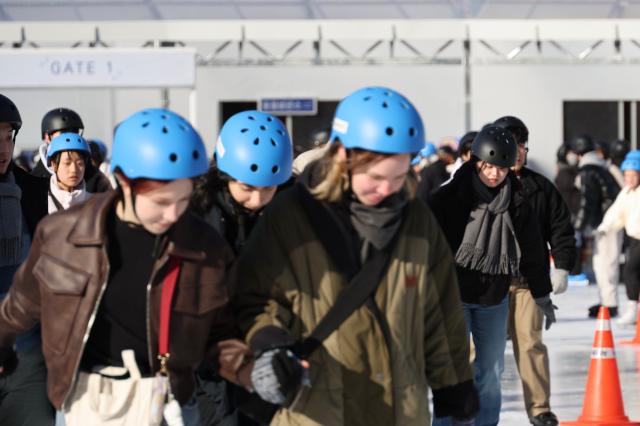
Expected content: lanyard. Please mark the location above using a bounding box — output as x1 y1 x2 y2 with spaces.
158 257 181 375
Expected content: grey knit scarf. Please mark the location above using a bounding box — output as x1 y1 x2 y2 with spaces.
0 172 23 266
349 191 407 262
454 172 521 276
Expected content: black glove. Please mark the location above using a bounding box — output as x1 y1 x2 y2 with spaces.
250 348 306 405
432 380 479 419
0 348 18 377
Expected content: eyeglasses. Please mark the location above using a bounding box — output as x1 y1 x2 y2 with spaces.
0 128 15 143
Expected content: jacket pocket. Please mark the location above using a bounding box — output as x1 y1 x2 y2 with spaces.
172 266 228 316
34 253 91 354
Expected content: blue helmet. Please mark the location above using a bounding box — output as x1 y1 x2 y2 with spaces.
411 142 437 166
215 110 293 187
111 108 208 180
621 157 640 172
329 86 425 155
47 132 90 165
625 150 640 161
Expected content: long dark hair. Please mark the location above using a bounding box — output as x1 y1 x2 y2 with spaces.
190 158 231 216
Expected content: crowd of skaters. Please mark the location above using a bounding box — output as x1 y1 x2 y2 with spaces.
0 87 638 426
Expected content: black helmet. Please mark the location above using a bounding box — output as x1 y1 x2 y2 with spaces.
471 126 517 168
41 108 84 138
571 134 595 156
458 131 477 157
556 144 569 164
595 140 610 159
0 94 22 134
493 115 528 145
610 139 630 165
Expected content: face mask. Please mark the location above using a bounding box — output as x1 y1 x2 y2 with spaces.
566 152 579 166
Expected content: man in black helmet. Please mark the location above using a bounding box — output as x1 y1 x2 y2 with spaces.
430 126 554 426
494 116 576 426
0 93 53 425
32 107 112 193
570 134 621 318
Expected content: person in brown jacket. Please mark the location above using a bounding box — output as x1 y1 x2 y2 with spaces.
0 108 251 425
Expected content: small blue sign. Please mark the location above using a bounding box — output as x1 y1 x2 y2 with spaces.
260 98 317 116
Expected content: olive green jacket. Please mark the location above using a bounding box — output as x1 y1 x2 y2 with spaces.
234 187 473 426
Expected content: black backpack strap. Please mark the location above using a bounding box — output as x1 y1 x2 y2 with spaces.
292 183 398 359
48 186 64 212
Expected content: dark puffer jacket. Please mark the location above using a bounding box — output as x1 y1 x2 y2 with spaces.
573 152 620 231
429 161 552 305
518 167 576 272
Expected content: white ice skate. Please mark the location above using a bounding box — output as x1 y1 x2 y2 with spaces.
616 300 638 326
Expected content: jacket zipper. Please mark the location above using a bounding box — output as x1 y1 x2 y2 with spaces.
62 251 110 409
146 254 170 372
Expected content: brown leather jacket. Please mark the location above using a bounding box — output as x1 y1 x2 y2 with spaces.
0 191 238 409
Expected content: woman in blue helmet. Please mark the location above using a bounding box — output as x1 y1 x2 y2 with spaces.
191 110 293 253
46 133 92 213
598 150 640 325
190 110 293 426
0 108 252 426
233 87 478 425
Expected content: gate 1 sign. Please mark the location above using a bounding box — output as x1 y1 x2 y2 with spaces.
260 98 317 116
0 48 196 88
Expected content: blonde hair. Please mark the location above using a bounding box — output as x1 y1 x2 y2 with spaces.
311 141 417 202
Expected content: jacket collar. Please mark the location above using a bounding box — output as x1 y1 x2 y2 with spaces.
452 160 525 207
68 190 205 262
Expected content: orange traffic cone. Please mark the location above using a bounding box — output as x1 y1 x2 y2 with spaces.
620 309 640 345
562 307 640 426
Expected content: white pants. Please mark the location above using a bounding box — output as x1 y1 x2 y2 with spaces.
593 230 624 307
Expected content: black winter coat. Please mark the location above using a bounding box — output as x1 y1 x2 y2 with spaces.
519 167 577 272
554 163 580 219
417 159 450 203
12 163 48 237
31 158 112 193
429 161 552 305
574 162 620 231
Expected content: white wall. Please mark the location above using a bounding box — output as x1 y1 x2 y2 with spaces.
7 62 640 181
472 64 640 179
2 65 465 158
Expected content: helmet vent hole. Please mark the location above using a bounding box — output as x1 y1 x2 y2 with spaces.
142 122 150 128
260 125 266 131
241 128 249 133
277 130 285 136
62 117 68 122
253 138 260 145
179 124 186 131
161 115 167 120
385 127 394 136
382 102 388 108
272 165 279 174
489 150 495 156
409 128 416 137
192 150 199 160
162 126 168 134
267 117 273 122
400 102 409 109
142 111 149 115
384 91 391 96
66 137 71 142
248 116 255 121
169 153 178 162
251 164 258 172
271 138 277 147
363 96 372 101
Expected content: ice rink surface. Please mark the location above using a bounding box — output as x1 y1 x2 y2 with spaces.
500 284 640 425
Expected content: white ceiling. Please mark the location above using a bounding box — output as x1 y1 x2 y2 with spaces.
0 0 638 21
